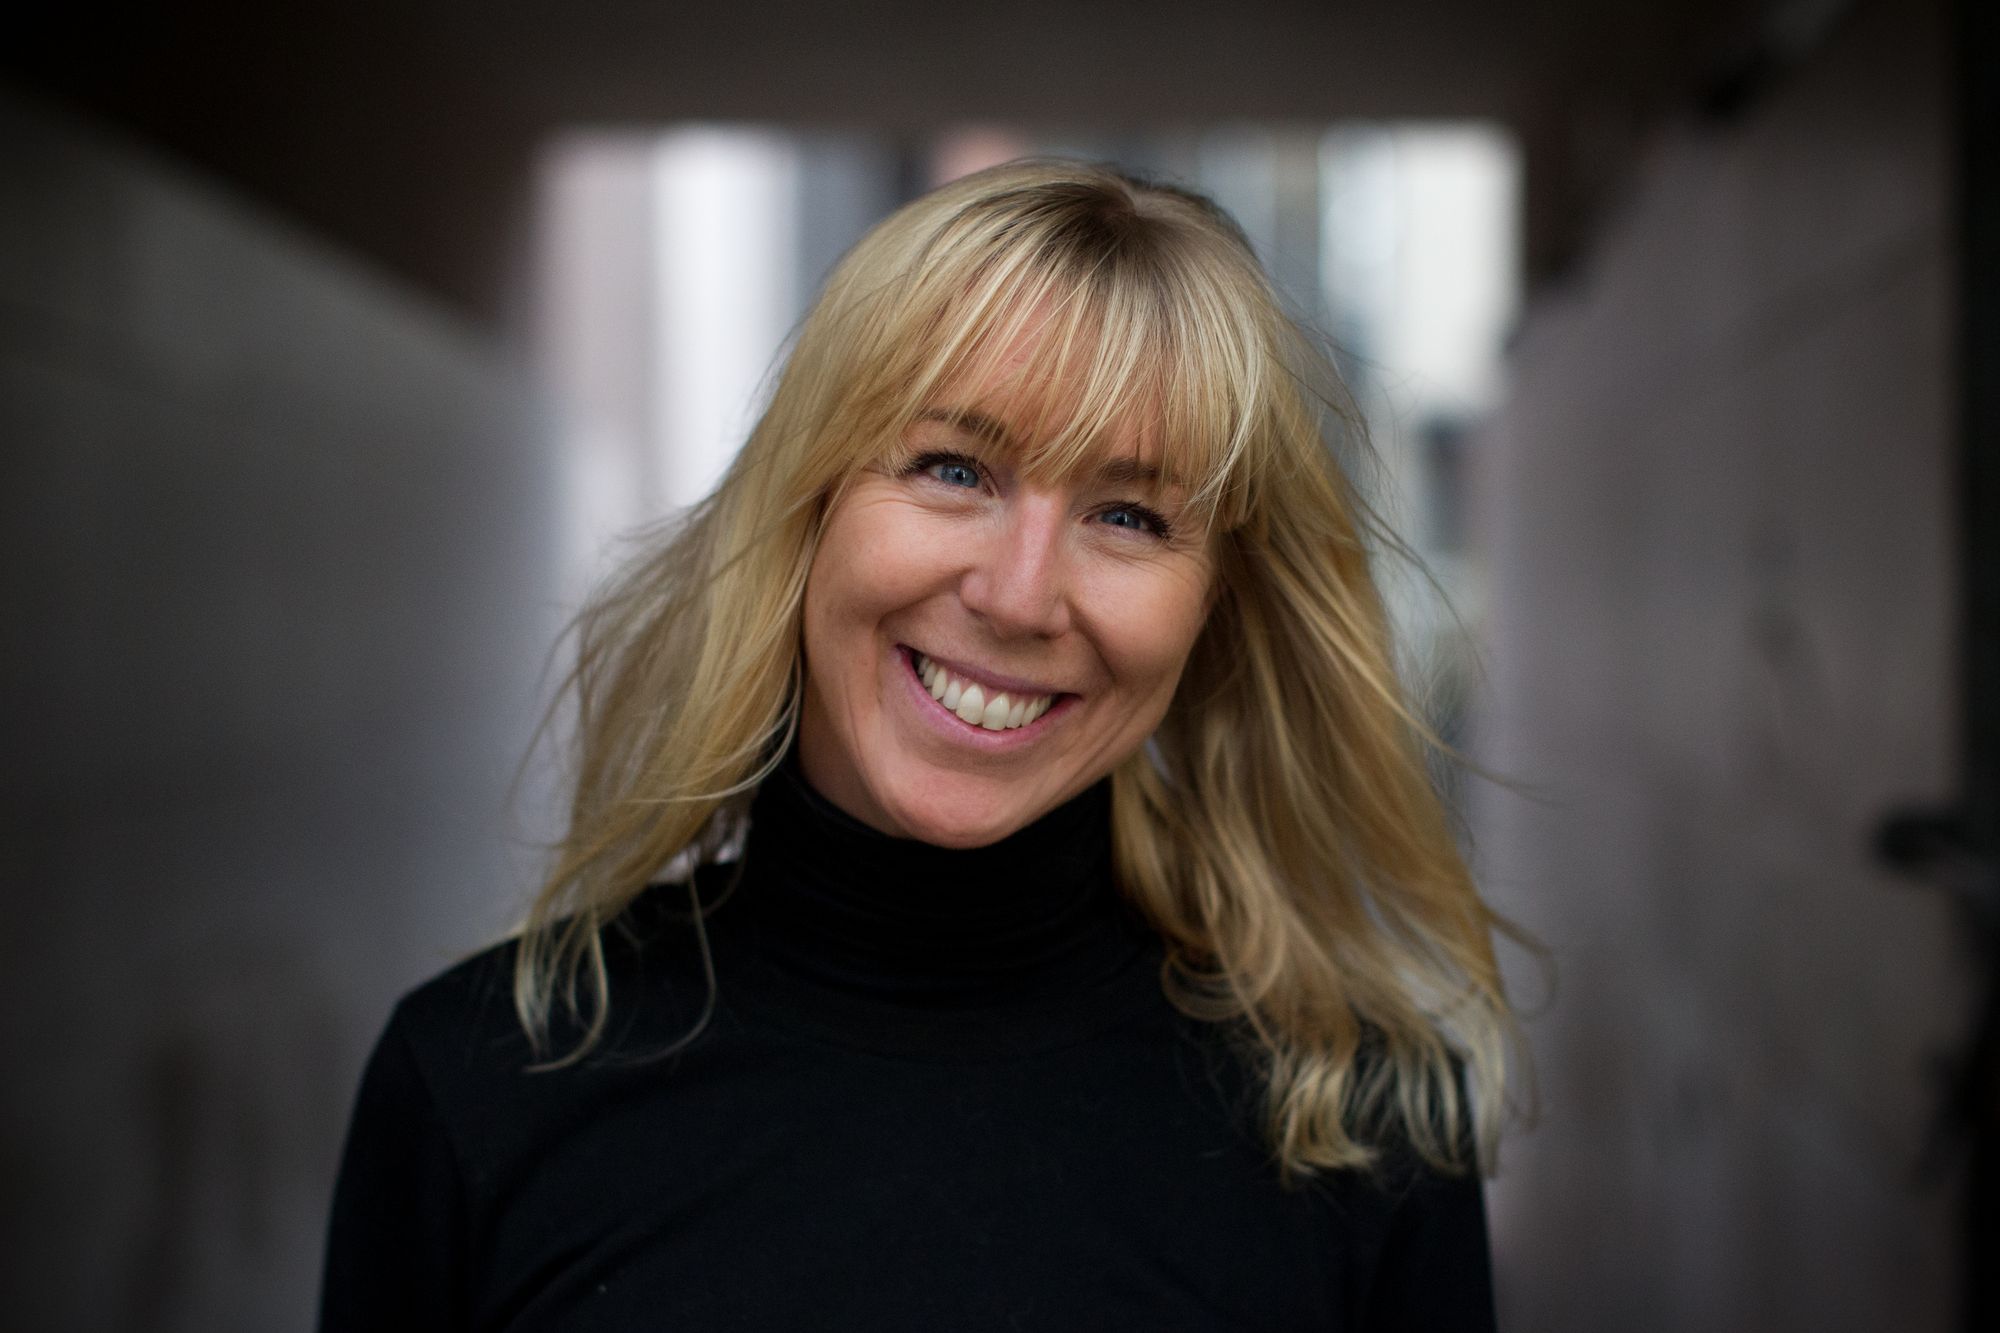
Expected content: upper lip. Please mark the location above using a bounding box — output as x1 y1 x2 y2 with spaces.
907 646 1070 699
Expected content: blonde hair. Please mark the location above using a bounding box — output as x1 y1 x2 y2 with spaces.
516 158 1525 1181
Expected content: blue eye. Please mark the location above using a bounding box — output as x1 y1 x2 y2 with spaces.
907 451 984 489
929 460 981 488
1098 504 1173 538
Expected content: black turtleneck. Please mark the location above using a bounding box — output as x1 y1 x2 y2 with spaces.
319 758 1496 1331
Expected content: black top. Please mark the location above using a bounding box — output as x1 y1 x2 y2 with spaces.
319 757 1497 1331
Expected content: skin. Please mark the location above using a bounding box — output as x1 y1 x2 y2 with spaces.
796 349 1217 848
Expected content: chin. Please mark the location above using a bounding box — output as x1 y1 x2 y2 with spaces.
880 772 1041 848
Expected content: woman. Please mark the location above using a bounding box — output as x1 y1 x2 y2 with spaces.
321 159 1523 1330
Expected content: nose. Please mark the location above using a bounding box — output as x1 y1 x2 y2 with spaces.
958 493 1073 639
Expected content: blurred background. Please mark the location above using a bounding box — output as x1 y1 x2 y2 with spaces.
1 0 1990 1328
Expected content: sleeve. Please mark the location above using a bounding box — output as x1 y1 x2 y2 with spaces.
1363 1158 1498 1333
318 1009 471 1332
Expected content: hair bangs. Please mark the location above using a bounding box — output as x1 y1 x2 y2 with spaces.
850 227 1276 535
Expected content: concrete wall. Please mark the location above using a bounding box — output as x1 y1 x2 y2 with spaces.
0 95 565 1331
1470 1 1967 1328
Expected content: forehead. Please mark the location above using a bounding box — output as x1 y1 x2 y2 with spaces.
911 400 1172 480
912 310 1180 486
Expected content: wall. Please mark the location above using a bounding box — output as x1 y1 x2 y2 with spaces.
1470 0 1967 1328
0 96 565 1331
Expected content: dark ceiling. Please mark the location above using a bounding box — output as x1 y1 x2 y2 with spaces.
9 0 1769 331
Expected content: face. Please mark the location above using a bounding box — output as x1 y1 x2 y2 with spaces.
795 352 1217 848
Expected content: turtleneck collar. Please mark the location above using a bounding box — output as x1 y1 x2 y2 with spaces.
728 748 1159 1049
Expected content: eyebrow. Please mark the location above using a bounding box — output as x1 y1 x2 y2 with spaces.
915 407 1017 450
1096 455 1164 486
914 407 1174 490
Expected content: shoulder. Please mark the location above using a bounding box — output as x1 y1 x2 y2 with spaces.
1336 1046 1496 1330
380 937 534 1087
1356 1143 1494 1330
1285 1038 1488 1235
375 879 731 1091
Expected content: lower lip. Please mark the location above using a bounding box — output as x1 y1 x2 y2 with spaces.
895 646 1073 751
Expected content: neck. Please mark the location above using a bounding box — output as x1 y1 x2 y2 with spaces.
736 749 1146 1013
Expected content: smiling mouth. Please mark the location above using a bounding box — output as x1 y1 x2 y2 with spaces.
908 650 1061 732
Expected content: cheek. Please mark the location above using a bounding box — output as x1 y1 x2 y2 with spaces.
803 497 937 663
1089 565 1215 703
801 522 869 689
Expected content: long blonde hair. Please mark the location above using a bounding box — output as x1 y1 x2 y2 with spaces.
516 158 1525 1182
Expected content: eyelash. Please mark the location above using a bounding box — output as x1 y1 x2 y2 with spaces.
902 449 1175 540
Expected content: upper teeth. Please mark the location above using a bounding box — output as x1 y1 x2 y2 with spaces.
915 654 1056 731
